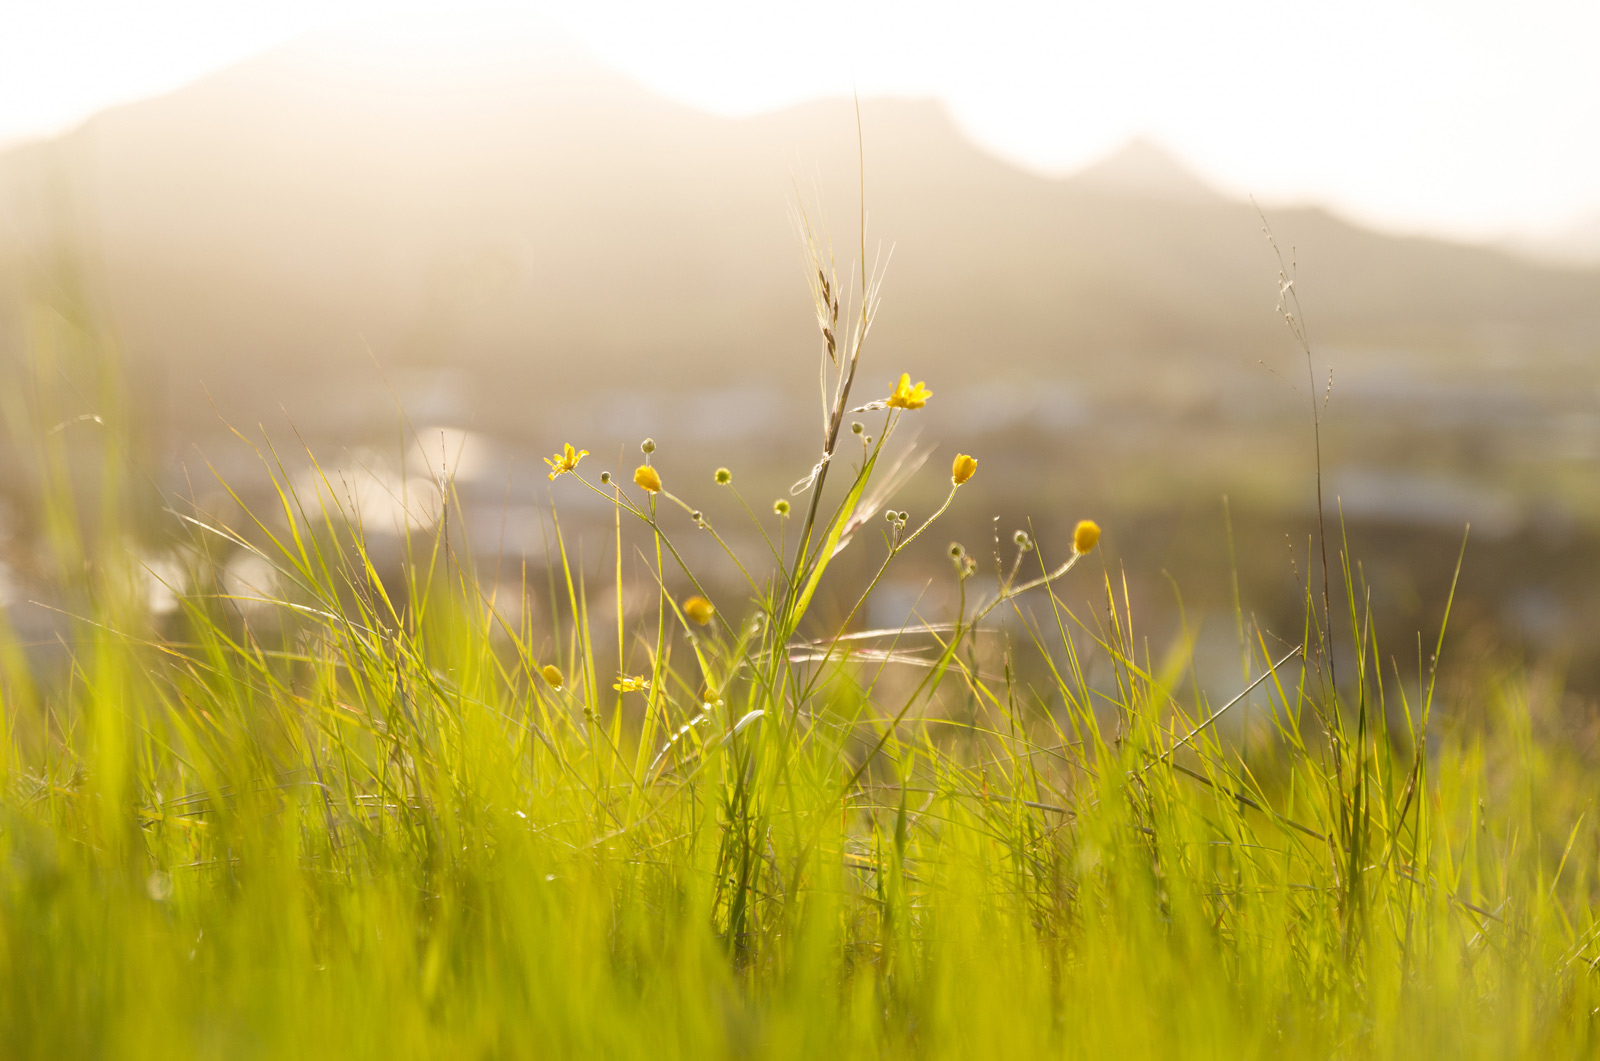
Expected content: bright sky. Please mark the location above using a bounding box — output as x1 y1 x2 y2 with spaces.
3 0 1598 243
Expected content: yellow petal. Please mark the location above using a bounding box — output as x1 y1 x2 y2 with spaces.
682 596 715 625
1072 520 1101 555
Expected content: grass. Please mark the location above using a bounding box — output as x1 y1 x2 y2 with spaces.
1 221 1598 1060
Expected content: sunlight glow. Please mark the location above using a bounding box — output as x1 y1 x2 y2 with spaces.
3 0 1597 242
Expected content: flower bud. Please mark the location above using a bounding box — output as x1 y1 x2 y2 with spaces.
634 465 662 493
951 453 977 485
682 596 715 625
1073 519 1101 555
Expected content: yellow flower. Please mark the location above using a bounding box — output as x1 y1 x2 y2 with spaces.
543 443 588 481
634 464 662 493
951 453 977 485
886 373 932 410
613 675 650 693
682 596 715 625
1073 520 1101 555
540 664 564 689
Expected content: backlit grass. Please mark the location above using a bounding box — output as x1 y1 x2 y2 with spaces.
0 226 1597 1060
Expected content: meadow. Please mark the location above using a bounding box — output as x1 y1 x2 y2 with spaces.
0 221 1597 1060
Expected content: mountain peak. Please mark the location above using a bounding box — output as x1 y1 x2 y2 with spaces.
1071 138 1221 201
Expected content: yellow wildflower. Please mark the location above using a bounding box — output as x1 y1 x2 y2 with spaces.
886 373 932 410
951 453 977 485
634 464 662 492
613 675 650 693
1073 520 1101 555
540 664 564 689
543 443 588 481
682 596 715 625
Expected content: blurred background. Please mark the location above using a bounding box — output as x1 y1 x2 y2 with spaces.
2 2 1599 696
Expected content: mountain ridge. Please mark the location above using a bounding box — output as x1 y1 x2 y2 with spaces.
1 21 1596 449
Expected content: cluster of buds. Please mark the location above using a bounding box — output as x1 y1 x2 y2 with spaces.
885 508 911 541
948 542 977 580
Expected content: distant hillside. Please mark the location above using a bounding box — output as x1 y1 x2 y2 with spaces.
3 18 1599 449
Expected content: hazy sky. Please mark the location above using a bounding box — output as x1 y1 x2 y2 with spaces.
3 0 1598 243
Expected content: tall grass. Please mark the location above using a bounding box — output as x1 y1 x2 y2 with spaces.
0 217 1597 1060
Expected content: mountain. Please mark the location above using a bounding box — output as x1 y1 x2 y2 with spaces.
2 16 1599 455
1071 138 1220 201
